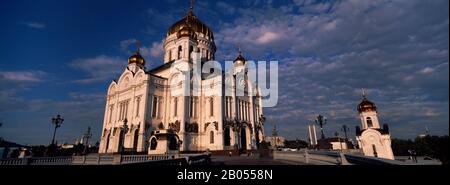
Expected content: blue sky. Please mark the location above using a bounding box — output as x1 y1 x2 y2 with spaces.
0 0 448 145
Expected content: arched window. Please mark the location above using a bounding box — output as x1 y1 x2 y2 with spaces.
366 117 373 127
174 97 178 117
168 50 172 61
189 46 193 62
189 97 193 118
152 96 158 118
209 97 214 117
177 46 182 59
210 131 214 144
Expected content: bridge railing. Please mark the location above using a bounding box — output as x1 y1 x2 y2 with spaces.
30 157 73 165
0 153 210 165
273 150 405 165
0 158 28 165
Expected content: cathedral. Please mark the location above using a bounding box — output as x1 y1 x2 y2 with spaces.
98 5 265 154
355 93 394 160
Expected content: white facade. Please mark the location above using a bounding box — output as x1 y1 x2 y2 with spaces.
98 8 265 154
355 95 394 160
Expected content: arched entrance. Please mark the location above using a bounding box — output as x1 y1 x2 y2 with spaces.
168 135 178 150
149 137 157 150
105 133 110 153
133 129 139 152
118 130 125 153
255 128 260 149
240 127 247 150
224 127 231 146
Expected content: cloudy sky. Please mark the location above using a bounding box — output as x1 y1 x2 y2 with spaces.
0 0 448 145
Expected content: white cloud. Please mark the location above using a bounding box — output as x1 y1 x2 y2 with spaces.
120 38 138 51
141 41 164 58
256 31 281 44
420 67 434 74
69 55 124 84
0 70 47 82
22 22 46 29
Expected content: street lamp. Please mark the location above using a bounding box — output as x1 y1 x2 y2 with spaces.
341 125 350 141
315 114 327 139
335 132 343 151
120 119 129 154
51 114 64 145
83 127 92 155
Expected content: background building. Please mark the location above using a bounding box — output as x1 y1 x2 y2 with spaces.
266 124 285 149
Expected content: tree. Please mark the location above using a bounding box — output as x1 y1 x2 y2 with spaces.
391 135 449 164
283 139 308 149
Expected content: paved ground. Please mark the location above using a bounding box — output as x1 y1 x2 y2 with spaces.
210 155 306 165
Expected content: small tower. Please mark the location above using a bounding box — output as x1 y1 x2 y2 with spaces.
163 0 215 63
355 90 394 160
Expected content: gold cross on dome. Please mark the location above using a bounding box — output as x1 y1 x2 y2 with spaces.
190 0 195 11
362 88 367 98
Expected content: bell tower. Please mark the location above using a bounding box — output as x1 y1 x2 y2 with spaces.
163 0 216 63
357 90 380 129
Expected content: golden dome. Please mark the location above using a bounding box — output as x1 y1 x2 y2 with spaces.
357 96 377 113
128 50 145 65
167 11 214 40
234 50 246 65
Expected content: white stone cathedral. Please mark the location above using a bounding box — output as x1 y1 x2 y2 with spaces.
355 93 394 160
98 6 265 154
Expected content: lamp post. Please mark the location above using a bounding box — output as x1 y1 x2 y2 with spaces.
341 125 350 141
335 132 343 151
315 114 327 139
50 114 64 146
83 127 92 155
120 119 129 154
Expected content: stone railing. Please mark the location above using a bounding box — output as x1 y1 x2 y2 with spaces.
121 154 174 164
0 157 73 165
273 150 405 165
0 158 29 165
0 153 210 166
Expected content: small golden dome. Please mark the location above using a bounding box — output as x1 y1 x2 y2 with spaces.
234 50 246 65
357 97 377 113
128 50 145 65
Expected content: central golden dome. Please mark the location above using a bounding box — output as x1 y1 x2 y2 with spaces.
167 11 214 40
